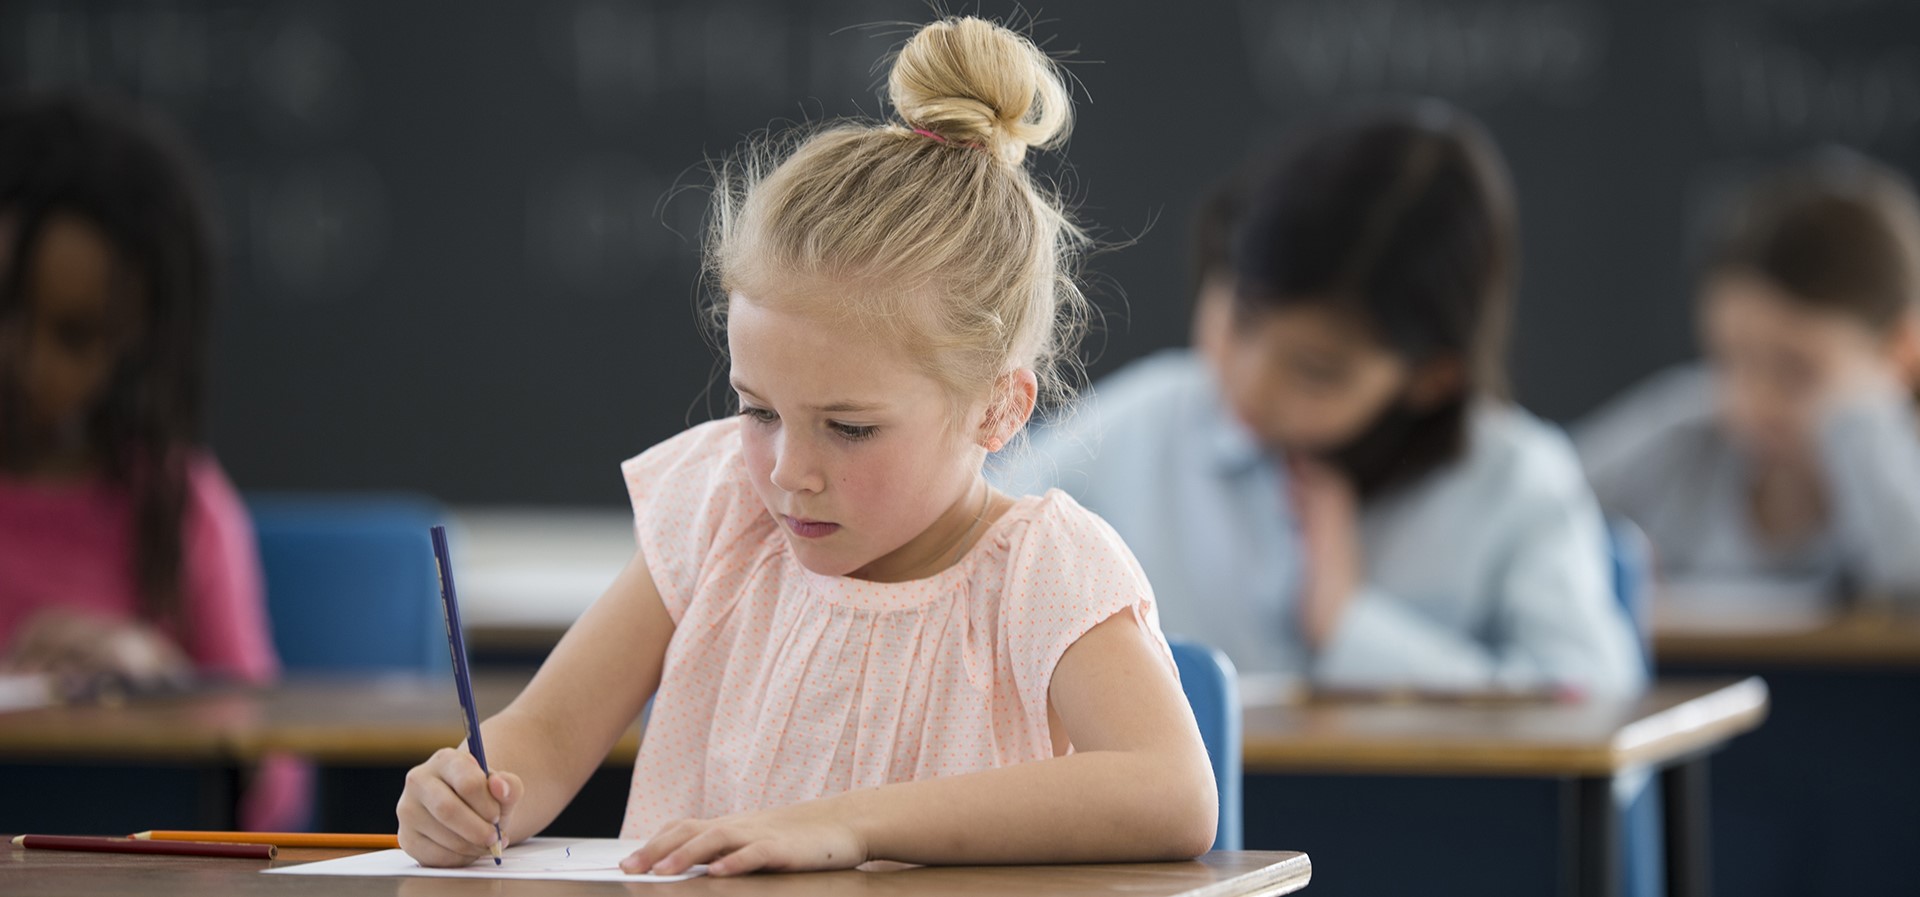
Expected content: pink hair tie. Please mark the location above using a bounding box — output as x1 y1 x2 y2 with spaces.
909 125 987 153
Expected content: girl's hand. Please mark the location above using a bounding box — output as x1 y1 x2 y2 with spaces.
1290 456 1363 650
623 797 868 877
1 609 193 692
396 747 524 867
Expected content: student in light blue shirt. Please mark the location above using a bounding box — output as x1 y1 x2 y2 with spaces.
997 103 1645 696
1576 151 1920 603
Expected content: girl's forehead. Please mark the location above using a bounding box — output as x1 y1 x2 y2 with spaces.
726 294 942 405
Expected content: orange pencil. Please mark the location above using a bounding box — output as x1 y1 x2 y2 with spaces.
131 831 400 850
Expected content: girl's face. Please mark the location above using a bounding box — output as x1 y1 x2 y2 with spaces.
1702 272 1909 465
0 213 137 439
727 292 990 581
1205 303 1414 454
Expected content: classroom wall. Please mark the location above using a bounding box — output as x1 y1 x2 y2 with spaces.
4 0 1917 504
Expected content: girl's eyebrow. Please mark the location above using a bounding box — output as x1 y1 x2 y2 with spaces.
731 379 885 414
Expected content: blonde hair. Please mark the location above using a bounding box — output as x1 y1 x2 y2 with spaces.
705 16 1089 422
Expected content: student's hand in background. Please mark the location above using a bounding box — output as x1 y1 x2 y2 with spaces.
623 796 868 877
0 608 193 693
396 747 524 867
1290 457 1362 651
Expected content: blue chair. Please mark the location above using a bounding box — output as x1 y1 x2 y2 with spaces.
249 494 448 674
1607 515 1655 670
1607 515 1666 897
1168 638 1242 851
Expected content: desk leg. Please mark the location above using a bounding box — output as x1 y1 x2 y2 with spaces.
198 764 244 829
1563 775 1620 897
1661 756 1711 897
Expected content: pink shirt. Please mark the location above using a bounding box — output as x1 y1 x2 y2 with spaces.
618 419 1172 839
0 454 276 684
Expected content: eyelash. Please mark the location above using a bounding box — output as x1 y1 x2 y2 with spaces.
736 406 878 443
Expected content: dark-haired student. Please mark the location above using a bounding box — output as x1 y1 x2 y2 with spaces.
996 102 1644 696
0 92 298 827
1577 150 1920 600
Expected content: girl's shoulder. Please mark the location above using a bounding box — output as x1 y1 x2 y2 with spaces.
621 417 747 484
621 419 766 620
981 488 1153 597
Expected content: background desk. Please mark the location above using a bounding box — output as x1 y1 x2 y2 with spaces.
0 674 636 835
2 844 1311 897
1655 608 1920 897
1238 678 1766 897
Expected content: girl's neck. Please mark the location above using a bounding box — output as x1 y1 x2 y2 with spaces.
851 476 1012 583
0 426 107 485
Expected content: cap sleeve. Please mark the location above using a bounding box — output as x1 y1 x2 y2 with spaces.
998 491 1175 721
619 419 761 623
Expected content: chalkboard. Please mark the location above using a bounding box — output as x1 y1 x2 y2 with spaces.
4 0 1917 503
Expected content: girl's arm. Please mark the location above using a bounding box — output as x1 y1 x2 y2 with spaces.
626 610 1218 876
396 547 674 866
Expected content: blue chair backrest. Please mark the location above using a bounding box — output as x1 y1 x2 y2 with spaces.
1168 638 1242 851
249 494 448 674
1605 515 1654 672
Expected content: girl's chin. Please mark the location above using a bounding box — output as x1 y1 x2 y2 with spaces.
783 537 869 578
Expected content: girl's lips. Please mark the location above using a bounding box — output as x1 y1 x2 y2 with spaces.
782 515 841 539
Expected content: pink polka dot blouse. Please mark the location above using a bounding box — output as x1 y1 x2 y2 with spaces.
617 419 1172 840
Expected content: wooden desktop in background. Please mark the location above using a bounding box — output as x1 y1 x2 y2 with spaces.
2 844 1312 897
1654 607 1920 668
1242 678 1768 776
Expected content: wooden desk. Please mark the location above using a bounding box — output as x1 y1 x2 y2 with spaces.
0 674 637 766
1654 609 1920 667
237 676 641 765
1653 608 1920 897
1241 678 1767 897
1 845 1311 897
1243 677 1768 776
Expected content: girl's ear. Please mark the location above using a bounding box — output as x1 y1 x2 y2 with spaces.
1406 355 1466 410
980 369 1039 452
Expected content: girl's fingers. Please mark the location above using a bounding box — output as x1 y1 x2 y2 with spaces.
397 793 491 865
397 826 470 868
403 813 487 867
623 819 699 873
651 825 741 875
410 772 500 850
441 754 502 824
709 842 774 877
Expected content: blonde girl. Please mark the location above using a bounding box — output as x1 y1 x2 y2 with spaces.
394 16 1215 876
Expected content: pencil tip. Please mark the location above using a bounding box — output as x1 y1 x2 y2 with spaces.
10 836 23 847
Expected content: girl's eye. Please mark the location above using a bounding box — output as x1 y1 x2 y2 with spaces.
739 406 778 425
832 422 879 442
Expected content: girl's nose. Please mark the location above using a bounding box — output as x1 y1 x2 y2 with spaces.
769 433 826 495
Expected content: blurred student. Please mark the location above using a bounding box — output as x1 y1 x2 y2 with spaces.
998 103 1645 695
1577 151 1920 599
0 92 274 692
0 91 299 830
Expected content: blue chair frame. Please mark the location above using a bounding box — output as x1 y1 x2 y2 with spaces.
1168 638 1243 851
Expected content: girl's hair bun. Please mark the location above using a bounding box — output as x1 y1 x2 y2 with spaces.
887 17 1071 165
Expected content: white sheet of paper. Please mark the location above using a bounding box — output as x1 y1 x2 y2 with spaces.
263 838 706 882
